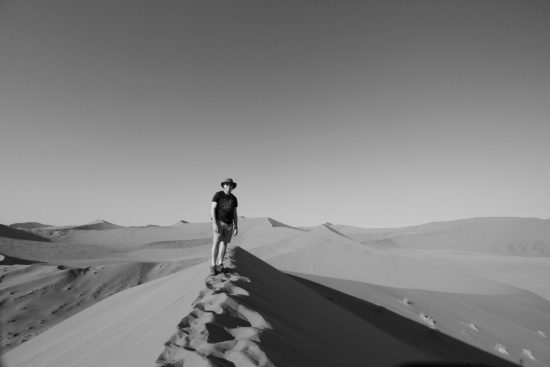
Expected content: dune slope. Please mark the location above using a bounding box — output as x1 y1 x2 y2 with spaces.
291 273 550 367
0 259 201 353
336 218 550 256
2 259 210 366
9 222 51 230
157 247 520 367
0 224 50 242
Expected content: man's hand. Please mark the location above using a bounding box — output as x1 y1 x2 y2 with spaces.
213 223 219 234
233 226 238 236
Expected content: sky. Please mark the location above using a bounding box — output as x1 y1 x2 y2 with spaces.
1 0 550 228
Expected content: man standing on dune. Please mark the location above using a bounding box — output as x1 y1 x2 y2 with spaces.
211 178 239 275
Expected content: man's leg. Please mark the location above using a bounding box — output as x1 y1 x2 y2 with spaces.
216 224 234 269
211 234 222 267
216 241 226 267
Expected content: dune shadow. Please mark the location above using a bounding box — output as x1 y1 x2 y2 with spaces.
322 223 354 239
267 218 307 231
289 275 519 367
140 237 211 249
0 254 44 265
0 224 51 242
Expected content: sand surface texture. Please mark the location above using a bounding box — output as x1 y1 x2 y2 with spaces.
2 217 550 366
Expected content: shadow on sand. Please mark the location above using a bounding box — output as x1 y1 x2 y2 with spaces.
0 254 44 265
290 275 519 367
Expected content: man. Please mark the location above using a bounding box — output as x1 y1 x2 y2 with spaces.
211 178 239 275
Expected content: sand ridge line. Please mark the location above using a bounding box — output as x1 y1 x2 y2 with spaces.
156 249 274 367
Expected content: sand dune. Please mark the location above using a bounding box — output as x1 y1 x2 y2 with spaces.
2 260 208 366
0 225 50 242
0 218 301 264
290 272 550 366
156 247 523 367
157 247 438 367
171 220 189 226
248 222 550 365
253 224 515 294
0 217 302 359
8 223 51 230
157 252 275 367
71 219 124 231
0 256 201 353
335 217 550 256
1 217 549 366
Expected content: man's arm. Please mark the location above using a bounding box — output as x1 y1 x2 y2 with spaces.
233 207 238 236
211 202 219 233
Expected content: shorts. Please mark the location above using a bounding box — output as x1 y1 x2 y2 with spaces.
213 221 234 243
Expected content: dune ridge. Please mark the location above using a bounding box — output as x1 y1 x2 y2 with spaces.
0 258 202 353
171 220 189 226
72 219 124 231
336 217 550 256
156 246 434 367
9 222 51 230
0 224 51 242
157 254 273 367
156 246 524 367
290 272 550 366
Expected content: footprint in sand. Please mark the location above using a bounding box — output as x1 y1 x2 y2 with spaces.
402 298 413 306
468 323 479 332
194 292 236 315
205 273 250 292
157 253 273 367
522 349 536 361
229 326 262 341
210 282 250 297
495 343 509 355
419 313 437 329
537 330 547 338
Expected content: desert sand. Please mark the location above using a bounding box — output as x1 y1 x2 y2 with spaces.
1 217 549 366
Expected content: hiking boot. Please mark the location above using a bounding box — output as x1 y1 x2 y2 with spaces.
216 264 224 274
209 266 218 276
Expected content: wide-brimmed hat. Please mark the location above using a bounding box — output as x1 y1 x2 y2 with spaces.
220 178 237 188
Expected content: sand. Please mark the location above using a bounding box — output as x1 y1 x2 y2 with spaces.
1 217 549 366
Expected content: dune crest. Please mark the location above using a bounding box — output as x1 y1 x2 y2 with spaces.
171 220 189 226
266 218 305 231
339 217 550 256
157 257 273 367
72 219 124 230
156 247 449 367
9 222 51 230
0 224 51 242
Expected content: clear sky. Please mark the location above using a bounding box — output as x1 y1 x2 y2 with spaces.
1 1 549 228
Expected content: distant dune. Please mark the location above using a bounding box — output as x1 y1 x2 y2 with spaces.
335 217 550 256
0 224 51 242
72 219 124 230
9 222 51 230
266 217 306 231
171 220 189 226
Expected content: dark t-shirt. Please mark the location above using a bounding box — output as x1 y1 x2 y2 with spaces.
212 191 238 225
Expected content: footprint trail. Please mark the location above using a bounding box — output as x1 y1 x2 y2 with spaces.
156 250 274 367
